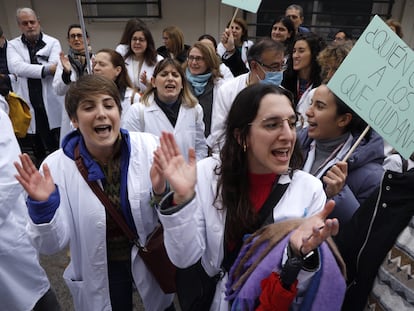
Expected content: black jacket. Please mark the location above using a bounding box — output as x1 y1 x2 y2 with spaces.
335 169 414 310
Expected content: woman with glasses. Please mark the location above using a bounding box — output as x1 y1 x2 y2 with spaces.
151 83 344 310
115 18 147 57
122 57 207 161
122 24 163 93
198 34 234 81
282 32 326 127
53 24 94 141
183 41 226 142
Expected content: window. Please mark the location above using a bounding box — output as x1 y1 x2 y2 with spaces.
81 0 162 20
255 0 394 41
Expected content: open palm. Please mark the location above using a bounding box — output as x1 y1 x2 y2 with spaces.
154 132 196 204
14 153 56 201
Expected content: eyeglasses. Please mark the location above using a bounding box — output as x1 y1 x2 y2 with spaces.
132 37 146 43
249 116 297 132
187 56 204 63
257 61 287 72
70 33 83 39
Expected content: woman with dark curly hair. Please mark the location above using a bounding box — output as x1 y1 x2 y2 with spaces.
122 24 163 93
282 32 326 126
270 16 296 60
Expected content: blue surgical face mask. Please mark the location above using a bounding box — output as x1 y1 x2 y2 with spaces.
259 71 283 86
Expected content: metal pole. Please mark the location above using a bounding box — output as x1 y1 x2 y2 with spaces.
75 0 92 74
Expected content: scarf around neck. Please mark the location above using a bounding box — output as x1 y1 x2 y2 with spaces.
68 47 90 77
186 67 212 96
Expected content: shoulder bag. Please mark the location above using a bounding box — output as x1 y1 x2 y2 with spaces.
74 144 176 293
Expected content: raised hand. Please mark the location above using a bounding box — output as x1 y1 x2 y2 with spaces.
14 153 56 201
221 28 235 52
288 200 339 256
230 201 338 290
151 132 196 205
323 161 347 199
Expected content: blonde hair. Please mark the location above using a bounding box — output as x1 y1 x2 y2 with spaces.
183 41 223 81
141 58 197 107
162 25 185 57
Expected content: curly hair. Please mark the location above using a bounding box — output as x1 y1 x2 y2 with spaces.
124 24 158 66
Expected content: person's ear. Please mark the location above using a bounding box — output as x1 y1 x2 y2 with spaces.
151 76 156 88
71 116 79 129
115 66 122 77
337 113 352 128
234 128 248 151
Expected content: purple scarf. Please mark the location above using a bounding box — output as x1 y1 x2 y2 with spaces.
226 234 346 311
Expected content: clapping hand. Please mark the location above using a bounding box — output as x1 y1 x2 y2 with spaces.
59 51 72 73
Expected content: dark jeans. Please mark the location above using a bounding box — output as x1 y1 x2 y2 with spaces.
108 260 133 311
107 260 176 311
33 288 61 311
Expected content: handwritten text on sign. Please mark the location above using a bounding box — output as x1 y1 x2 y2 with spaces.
328 15 414 159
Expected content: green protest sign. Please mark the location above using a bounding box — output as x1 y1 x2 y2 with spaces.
328 15 414 159
222 0 262 13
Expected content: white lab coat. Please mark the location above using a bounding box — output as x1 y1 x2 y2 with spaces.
296 85 315 128
7 33 64 133
124 54 164 92
158 156 326 311
52 61 79 144
26 132 174 311
122 94 208 161
208 73 249 151
120 86 140 121
0 110 51 311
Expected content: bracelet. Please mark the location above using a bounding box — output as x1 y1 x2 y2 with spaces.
299 245 315 260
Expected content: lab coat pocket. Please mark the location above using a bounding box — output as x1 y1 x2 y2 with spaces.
63 264 88 308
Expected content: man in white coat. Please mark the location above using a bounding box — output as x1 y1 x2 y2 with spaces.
0 108 60 311
7 7 64 166
208 38 286 152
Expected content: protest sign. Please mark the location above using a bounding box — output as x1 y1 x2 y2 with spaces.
328 15 414 159
222 0 262 13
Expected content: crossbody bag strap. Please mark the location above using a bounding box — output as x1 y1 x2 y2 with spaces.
258 181 290 227
74 144 140 246
222 180 290 272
